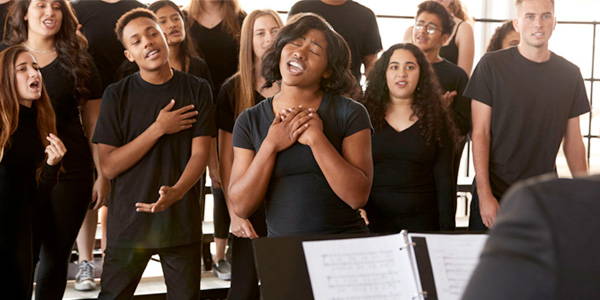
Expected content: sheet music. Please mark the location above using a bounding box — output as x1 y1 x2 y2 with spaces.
409 234 488 300
302 233 421 300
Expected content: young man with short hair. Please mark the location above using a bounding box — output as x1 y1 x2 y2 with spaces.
93 8 215 299
466 0 589 230
412 2 471 217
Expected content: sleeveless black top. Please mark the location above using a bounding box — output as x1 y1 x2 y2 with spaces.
440 21 464 64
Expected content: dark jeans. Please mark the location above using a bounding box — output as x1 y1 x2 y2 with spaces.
98 242 202 300
33 176 93 300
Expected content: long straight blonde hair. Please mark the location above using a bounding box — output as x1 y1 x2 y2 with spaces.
186 0 244 41
234 9 283 117
0 46 56 162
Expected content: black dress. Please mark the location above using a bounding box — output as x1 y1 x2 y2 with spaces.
0 106 58 300
366 120 455 233
188 14 244 96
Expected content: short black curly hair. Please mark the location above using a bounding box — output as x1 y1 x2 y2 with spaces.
417 1 456 36
261 12 356 95
115 8 158 45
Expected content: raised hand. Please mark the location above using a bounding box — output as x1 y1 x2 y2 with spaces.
154 99 198 135
45 133 67 166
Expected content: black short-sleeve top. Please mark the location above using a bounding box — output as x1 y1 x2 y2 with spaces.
92 71 216 248
216 75 262 133
42 57 103 180
464 47 590 193
232 94 372 237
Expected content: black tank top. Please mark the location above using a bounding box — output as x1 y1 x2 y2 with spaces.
440 21 464 64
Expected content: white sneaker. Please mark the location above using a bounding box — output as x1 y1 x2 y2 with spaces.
74 260 97 291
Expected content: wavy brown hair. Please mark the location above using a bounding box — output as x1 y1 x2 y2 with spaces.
4 0 95 100
186 0 245 41
262 13 356 96
233 9 283 117
362 43 456 147
0 45 56 162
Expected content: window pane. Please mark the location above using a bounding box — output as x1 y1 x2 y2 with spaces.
550 24 594 79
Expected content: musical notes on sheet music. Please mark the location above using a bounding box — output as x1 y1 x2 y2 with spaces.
303 234 421 300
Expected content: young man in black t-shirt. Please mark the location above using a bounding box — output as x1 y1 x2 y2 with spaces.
93 9 215 300
289 0 382 90
411 1 470 136
465 0 590 230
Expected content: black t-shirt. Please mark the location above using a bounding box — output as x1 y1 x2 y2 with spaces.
433 59 470 136
42 57 103 180
289 0 383 83
464 47 590 194
0 2 9 42
216 75 263 133
73 0 147 89
367 120 454 231
188 14 244 97
232 94 371 237
92 71 216 248
188 56 213 89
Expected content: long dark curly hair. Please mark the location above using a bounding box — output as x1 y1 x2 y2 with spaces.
261 12 356 96
362 43 456 147
4 0 94 100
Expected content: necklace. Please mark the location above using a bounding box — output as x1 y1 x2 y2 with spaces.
23 44 56 54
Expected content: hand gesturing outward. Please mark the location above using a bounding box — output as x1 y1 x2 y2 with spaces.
154 99 198 135
135 186 183 213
